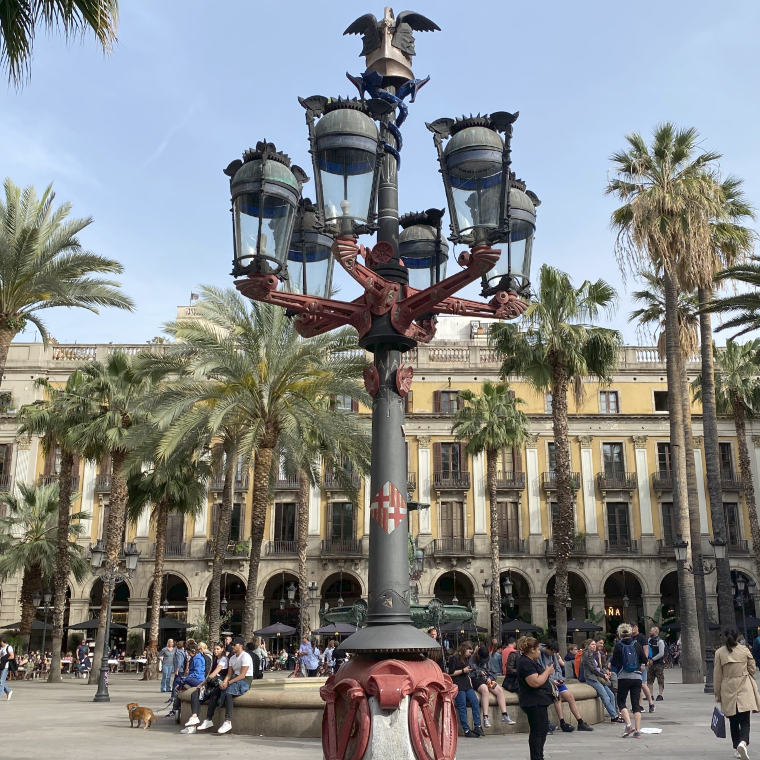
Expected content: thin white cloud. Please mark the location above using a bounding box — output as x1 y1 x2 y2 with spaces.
138 98 205 171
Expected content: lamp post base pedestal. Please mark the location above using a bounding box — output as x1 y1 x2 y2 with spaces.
93 662 110 702
704 645 715 694
320 657 458 760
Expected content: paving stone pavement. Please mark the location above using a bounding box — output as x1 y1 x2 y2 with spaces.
0 668 748 760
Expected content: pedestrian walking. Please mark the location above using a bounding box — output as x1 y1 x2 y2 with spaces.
0 635 14 700
610 623 647 739
631 623 655 712
158 638 175 692
647 626 666 702
516 636 554 760
448 640 483 738
298 635 319 676
715 625 760 760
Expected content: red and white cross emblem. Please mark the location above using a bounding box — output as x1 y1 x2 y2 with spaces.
371 481 407 534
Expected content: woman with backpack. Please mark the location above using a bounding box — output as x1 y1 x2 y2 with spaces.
715 625 760 760
610 623 648 738
580 639 622 722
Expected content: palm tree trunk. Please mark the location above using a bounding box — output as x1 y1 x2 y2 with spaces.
208 446 236 645
90 448 127 684
486 449 501 640
145 498 168 680
47 451 74 683
732 393 760 583
698 288 734 627
19 563 42 653
0 325 17 386
550 356 571 651
244 443 274 639
662 269 702 684
298 471 310 639
680 356 707 664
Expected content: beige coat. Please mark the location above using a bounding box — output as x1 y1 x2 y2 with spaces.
714 644 760 716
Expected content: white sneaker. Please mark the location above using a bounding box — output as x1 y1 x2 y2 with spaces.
218 721 232 734
738 741 750 760
5 691 11 701
197 719 214 731
502 714 516 725
185 716 200 727
180 726 196 734
483 716 491 728
736 751 741 759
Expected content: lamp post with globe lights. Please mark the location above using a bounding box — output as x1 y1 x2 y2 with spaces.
32 587 53 665
673 535 727 693
89 540 140 702
224 9 538 759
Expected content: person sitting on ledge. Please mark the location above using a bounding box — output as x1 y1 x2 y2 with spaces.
181 643 229 734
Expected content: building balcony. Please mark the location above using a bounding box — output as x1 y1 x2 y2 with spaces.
597 472 637 491
429 537 474 556
498 537 526 555
658 539 674 555
432 471 471 490
323 472 362 491
729 539 749 555
210 474 250 492
545 536 587 555
321 538 363 557
204 540 250 559
496 471 525 490
407 472 417 492
540 471 580 491
721 469 744 492
95 474 112 493
149 541 188 558
652 472 672 491
273 476 301 490
0 474 13 493
266 540 298 556
605 538 639 554
38 474 80 491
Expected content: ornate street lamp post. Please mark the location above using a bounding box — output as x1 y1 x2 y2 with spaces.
225 9 537 758
32 587 53 665
673 534 727 693
90 540 140 702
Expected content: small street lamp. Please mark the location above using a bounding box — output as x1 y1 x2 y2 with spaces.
502 574 514 598
399 209 448 290
90 541 140 702
674 534 723 693
482 579 492 602
33 587 53 664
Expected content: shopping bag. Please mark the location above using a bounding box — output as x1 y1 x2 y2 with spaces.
711 706 727 739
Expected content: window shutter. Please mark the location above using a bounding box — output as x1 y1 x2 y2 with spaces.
433 391 441 413
456 394 464 411
211 503 220 538
433 442 442 475
44 446 56 476
351 398 359 412
508 389 516 400
405 442 409 472
167 512 184 544
327 502 334 541
459 443 469 472
240 502 246 538
513 445 523 474
405 390 413 414
71 453 81 472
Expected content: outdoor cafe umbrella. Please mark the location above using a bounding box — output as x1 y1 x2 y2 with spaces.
131 616 191 630
659 620 720 632
312 623 357 636
1 619 52 631
736 616 760 629
501 619 543 635
253 622 298 637
439 622 488 636
565 619 603 633
69 617 127 631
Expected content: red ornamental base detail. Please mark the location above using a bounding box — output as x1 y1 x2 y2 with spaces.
320 658 458 760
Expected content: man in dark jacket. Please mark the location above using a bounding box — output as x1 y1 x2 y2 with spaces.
631 623 654 712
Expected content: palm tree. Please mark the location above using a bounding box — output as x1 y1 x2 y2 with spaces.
0 0 119 85
694 340 760 583
149 287 369 640
607 123 724 684
451 381 529 639
0 482 89 651
629 271 712 648
69 350 151 682
126 440 210 678
709 256 760 336
490 265 621 650
0 179 134 379
16 371 93 681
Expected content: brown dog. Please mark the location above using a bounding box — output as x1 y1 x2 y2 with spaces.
127 702 156 729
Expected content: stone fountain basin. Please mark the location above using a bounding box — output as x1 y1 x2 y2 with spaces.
179 678 603 737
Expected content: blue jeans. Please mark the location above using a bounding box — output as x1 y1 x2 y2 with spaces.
454 687 481 733
0 666 9 695
588 679 617 718
161 665 173 692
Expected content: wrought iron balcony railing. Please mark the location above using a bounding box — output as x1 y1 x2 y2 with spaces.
266 540 298 556
429 537 474 556
596 472 637 491
498 537 526 555
652 472 672 491
605 538 639 554
496 471 525 490
432 471 471 490
545 536 587 555
540 471 580 491
321 538 363 556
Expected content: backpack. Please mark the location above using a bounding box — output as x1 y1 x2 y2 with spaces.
622 641 639 673
502 651 519 693
753 636 760 663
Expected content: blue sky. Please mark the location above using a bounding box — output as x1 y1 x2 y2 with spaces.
2 0 759 345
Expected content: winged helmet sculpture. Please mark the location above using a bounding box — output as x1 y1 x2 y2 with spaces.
343 7 440 80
